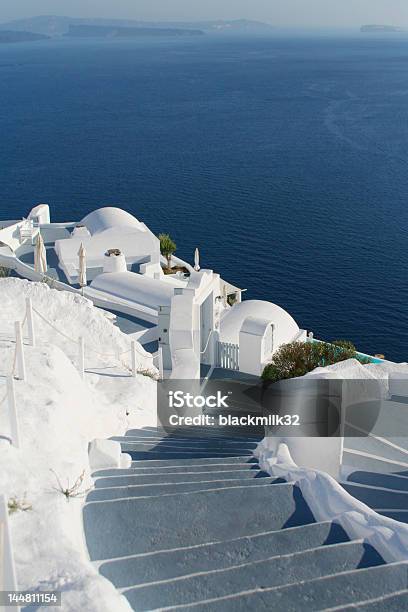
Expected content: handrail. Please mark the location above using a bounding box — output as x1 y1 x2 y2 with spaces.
0 495 19 602
31 304 148 360
200 329 216 355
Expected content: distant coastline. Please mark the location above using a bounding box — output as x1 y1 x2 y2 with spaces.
361 25 405 33
0 30 49 43
65 24 204 38
0 16 274 38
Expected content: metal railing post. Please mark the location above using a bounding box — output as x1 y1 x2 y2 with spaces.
14 321 26 381
26 297 36 347
131 341 137 378
78 337 85 379
158 346 164 380
0 494 20 611
7 376 20 448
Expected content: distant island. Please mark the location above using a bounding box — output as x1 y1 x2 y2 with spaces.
66 24 204 38
0 30 49 43
0 16 274 38
361 25 404 33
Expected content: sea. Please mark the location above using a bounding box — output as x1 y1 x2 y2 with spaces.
1 33 408 361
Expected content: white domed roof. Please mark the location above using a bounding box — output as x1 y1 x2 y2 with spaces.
81 207 144 235
220 300 300 346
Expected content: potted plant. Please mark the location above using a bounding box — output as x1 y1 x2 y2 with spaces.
159 233 177 272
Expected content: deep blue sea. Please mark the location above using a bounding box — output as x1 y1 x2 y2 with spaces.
1 35 408 361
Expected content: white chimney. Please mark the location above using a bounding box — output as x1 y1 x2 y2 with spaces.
103 249 127 273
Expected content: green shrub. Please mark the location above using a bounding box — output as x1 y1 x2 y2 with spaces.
331 339 357 352
0 265 10 278
262 340 369 383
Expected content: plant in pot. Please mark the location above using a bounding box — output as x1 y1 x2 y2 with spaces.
159 233 177 273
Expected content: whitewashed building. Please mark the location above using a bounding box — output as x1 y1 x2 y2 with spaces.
0 204 307 379
55 207 161 284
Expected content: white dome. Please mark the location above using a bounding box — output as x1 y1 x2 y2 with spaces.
81 207 144 235
55 207 160 283
220 300 300 346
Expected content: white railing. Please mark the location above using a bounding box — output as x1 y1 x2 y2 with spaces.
152 347 164 380
28 298 155 379
217 341 239 371
0 495 20 611
18 220 36 244
0 297 159 449
0 379 20 448
0 328 21 448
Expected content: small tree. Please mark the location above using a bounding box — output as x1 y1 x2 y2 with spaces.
159 233 177 270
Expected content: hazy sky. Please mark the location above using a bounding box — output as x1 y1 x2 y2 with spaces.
1 0 408 28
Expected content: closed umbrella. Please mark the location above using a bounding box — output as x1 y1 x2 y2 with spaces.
194 248 200 272
78 243 87 289
34 233 47 274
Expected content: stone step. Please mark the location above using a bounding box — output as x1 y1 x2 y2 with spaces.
166 563 408 611
342 449 408 474
342 482 408 510
376 510 408 524
118 441 257 453
122 433 260 442
94 468 271 489
125 451 255 461
126 447 253 462
345 435 408 465
338 589 408 611
83 484 314 561
99 522 349 589
347 470 408 492
123 541 384 611
113 436 259 449
88 477 280 501
127 427 261 440
129 456 258 466
93 462 260 478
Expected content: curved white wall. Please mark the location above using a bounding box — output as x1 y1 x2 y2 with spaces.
220 300 300 348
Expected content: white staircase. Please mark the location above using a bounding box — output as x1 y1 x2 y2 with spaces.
83 427 408 610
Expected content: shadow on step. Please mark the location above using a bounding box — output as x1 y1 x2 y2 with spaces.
357 543 385 569
283 486 315 529
323 523 349 546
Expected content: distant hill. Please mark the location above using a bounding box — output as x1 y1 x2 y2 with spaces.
361 25 404 33
0 30 49 43
176 19 274 32
66 24 204 38
0 16 273 37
